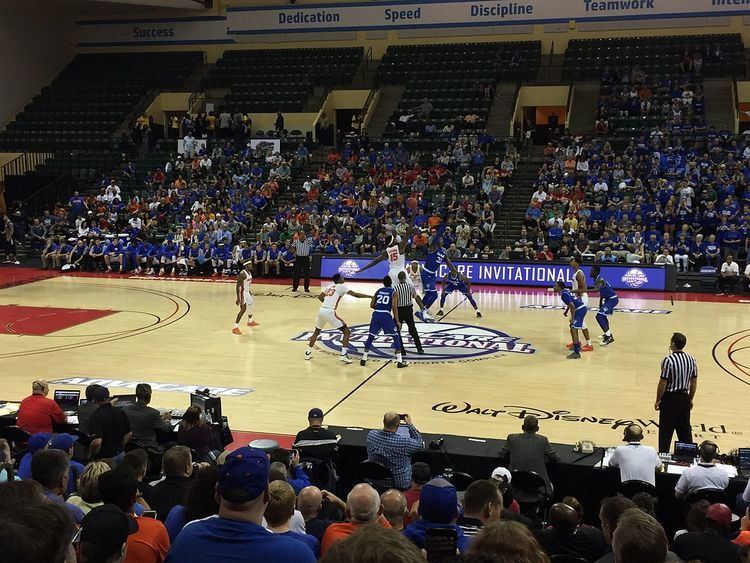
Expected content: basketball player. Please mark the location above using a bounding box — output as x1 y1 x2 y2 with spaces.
554 281 590 359
421 224 454 315
305 273 371 364
233 261 259 334
437 267 482 318
357 212 417 285
408 260 423 294
360 276 407 369
590 265 619 346
570 257 589 306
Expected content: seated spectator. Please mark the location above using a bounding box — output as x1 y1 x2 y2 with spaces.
269 449 311 494
78 503 139 563
99 465 171 563
319 525 423 563
674 441 729 498
123 383 172 453
67 461 111 515
297 485 345 542
164 465 218 542
469 520 549 562
16 431 51 480
672 502 741 562
149 446 195 522
535 502 608 561
500 415 560 494
403 461 430 514
612 508 668 563
366 412 424 491
608 424 662 486
321 483 391 555
176 405 216 460
166 447 315 563
78 384 104 434
16 379 66 434
380 489 407 531
31 448 85 524
265 480 320 557
596 496 638 563
122 448 153 503
402 477 469 553
88 385 131 463
50 433 84 496
457 479 503 537
718 254 739 295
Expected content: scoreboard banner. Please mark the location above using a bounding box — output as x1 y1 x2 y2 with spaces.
319 256 674 291
226 0 750 35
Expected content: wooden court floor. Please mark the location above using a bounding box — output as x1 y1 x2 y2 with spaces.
0 270 748 451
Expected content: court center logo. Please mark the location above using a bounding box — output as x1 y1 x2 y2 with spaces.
621 268 649 288
292 323 535 363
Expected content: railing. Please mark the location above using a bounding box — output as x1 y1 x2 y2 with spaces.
188 90 207 114
359 88 379 135
362 46 374 82
20 174 73 215
0 152 53 182
732 75 740 134
565 83 574 131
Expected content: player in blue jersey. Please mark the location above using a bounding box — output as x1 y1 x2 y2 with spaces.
554 281 591 359
421 224 454 313
590 265 618 346
437 267 482 318
360 276 407 369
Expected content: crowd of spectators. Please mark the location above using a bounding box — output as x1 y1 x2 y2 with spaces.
3 378 750 563
512 126 750 289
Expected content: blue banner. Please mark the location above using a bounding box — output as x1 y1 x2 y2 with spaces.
320 256 669 291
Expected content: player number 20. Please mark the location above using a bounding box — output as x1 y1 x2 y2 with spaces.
376 294 391 305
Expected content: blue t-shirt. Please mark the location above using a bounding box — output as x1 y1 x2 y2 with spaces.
278 531 319 557
165 517 315 563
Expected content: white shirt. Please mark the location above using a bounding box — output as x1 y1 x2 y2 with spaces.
745 264 750 277
675 463 729 497
721 261 739 275
609 442 662 486
532 190 547 202
321 282 350 309
594 181 609 193
655 254 675 265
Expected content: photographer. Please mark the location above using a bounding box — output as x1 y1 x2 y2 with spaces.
366 412 424 491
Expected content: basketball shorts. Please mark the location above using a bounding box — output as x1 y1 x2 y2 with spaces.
571 306 588 330
598 297 619 316
242 291 254 313
368 311 398 336
444 282 469 295
420 269 437 293
316 307 344 330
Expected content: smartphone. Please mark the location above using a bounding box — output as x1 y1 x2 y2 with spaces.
398 414 407 420
142 510 157 519
425 527 457 563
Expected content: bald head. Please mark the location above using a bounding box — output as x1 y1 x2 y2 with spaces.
297 486 322 519
549 503 579 534
346 483 382 524
383 412 400 431
380 489 407 528
624 424 643 442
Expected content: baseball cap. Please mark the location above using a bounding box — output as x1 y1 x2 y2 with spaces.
92 386 111 401
50 433 79 451
217 447 269 503
411 462 432 485
80 504 138 559
490 467 512 485
706 503 733 526
418 477 458 524
308 408 324 419
27 433 52 453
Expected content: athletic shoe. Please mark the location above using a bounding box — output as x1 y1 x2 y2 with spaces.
566 342 575 349
232 328 242 335
437 310 445 316
397 362 408 369
13 261 20 265
417 348 425 355
360 359 367 366
304 350 313 361
581 344 594 352
717 292 725 296
567 352 581 359
340 354 353 364
415 310 425 322
247 321 260 327
601 335 615 346
476 311 482 318
292 288 298 292
304 288 310 293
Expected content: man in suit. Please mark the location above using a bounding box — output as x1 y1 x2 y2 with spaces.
499 415 560 494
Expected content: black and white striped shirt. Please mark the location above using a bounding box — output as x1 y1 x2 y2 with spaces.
395 282 415 308
293 237 312 257
660 351 698 392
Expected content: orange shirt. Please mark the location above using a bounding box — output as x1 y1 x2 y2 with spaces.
16 394 66 434
427 216 442 229
733 531 750 546
126 515 170 563
321 519 391 555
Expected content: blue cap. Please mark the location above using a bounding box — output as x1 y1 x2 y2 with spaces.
27 433 52 453
217 447 269 503
50 433 79 451
419 477 458 524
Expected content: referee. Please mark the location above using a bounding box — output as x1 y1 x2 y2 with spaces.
292 234 312 292
395 271 424 355
654 332 697 453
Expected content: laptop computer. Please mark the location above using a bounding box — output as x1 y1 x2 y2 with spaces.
111 394 137 408
737 448 750 478
673 441 698 464
53 390 81 416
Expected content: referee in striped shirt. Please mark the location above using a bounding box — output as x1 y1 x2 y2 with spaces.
395 271 424 355
654 332 698 453
292 235 312 292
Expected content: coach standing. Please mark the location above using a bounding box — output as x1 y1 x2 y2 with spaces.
654 332 697 453
292 234 312 293
394 271 424 356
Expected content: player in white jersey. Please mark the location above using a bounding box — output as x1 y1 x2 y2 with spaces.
233 261 258 334
407 260 423 294
305 273 371 364
357 211 417 285
570 256 589 306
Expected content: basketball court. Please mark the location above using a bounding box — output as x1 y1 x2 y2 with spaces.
0 267 747 451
